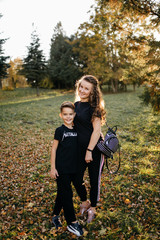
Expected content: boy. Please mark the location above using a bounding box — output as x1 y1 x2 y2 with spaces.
50 101 83 237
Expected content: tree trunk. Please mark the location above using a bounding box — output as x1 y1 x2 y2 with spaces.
111 79 116 93
114 79 118 93
36 86 40 96
12 77 16 88
0 80 2 89
133 83 136 91
58 81 60 89
108 84 111 92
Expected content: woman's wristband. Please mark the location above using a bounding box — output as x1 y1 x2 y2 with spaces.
87 148 93 152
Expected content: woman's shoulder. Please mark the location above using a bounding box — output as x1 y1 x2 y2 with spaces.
74 101 80 106
74 101 81 109
75 101 91 106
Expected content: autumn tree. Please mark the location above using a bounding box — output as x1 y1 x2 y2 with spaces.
21 30 47 95
7 58 27 88
74 31 109 88
76 1 151 92
116 0 160 111
75 0 160 100
48 22 82 89
139 38 160 111
102 0 160 109
119 0 160 25
0 14 10 89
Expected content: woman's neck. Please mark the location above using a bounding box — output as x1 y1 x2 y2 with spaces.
80 99 89 102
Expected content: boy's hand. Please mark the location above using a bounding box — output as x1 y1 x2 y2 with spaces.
50 169 59 179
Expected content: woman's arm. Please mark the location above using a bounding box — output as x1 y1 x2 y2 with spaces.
85 117 101 163
50 139 59 179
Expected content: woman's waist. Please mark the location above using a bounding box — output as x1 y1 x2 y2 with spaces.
77 135 91 146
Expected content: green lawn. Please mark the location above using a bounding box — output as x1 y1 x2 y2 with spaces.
0 87 159 239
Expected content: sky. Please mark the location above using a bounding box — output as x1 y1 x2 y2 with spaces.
1 0 160 61
0 0 95 60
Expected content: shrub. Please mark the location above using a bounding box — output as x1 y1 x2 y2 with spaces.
140 85 160 112
2 86 14 91
40 77 54 89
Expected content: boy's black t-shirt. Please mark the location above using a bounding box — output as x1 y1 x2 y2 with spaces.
54 124 77 174
74 101 94 147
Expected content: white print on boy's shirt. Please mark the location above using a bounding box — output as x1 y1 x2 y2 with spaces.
61 132 77 142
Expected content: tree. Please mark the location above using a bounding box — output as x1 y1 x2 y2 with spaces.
21 29 47 95
76 1 151 92
119 0 160 26
74 31 110 88
139 38 160 111
48 22 82 89
117 0 160 111
0 14 10 89
7 58 27 88
75 0 160 101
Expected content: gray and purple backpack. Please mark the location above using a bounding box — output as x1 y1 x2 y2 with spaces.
97 126 119 158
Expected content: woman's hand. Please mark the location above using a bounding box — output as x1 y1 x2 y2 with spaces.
85 151 93 163
100 131 104 140
50 169 59 179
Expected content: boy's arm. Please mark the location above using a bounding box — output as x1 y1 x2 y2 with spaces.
50 139 59 179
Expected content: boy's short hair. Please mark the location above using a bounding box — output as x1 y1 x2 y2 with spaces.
60 101 75 112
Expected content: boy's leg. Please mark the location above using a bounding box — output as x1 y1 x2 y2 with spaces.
52 182 63 229
52 191 62 216
57 174 76 225
73 146 87 202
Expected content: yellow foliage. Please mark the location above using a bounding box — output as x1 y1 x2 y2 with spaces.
2 86 14 91
124 198 131 204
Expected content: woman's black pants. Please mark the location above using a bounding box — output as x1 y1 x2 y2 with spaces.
73 144 104 207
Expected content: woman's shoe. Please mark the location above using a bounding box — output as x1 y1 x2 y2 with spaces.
80 200 91 216
87 208 96 223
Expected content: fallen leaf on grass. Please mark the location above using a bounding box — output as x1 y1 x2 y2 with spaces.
99 227 106 235
83 230 88 237
27 202 35 208
50 228 57 236
124 198 131 204
18 231 26 236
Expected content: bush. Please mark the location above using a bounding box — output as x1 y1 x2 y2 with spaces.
2 86 14 91
40 77 54 89
140 85 160 112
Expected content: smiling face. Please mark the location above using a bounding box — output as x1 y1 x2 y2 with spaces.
78 79 93 102
60 107 75 128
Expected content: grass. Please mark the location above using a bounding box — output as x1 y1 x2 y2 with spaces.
0 87 159 239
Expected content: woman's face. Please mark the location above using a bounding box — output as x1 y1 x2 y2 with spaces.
78 80 93 102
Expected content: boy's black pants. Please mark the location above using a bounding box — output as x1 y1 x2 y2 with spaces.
53 173 76 225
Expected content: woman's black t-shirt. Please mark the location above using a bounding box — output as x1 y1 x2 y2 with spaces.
74 101 94 147
54 124 77 174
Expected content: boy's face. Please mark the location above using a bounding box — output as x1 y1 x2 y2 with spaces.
60 107 75 126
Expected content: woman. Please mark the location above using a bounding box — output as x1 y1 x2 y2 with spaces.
73 75 106 223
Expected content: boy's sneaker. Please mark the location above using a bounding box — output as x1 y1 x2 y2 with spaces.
67 222 83 236
52 215 62 229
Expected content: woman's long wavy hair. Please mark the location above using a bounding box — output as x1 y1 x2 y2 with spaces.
75 75 106 125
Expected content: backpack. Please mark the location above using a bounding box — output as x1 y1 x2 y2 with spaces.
97 126 119 157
